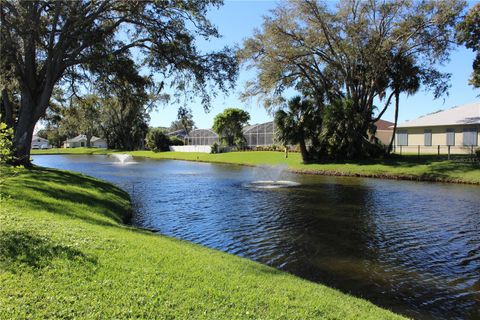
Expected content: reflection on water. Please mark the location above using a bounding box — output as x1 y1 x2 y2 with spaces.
32 155 480 320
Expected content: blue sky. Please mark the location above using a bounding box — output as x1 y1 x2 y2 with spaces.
149 0 479 129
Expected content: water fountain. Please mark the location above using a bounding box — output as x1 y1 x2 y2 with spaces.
246 164 300 189
111 153 135 164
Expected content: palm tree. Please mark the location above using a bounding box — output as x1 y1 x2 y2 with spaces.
387 54 421 153
274 96 320 162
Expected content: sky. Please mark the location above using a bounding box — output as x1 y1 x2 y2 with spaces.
149 0 480 129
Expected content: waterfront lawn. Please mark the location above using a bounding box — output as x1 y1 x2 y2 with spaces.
128 150 480 184
32 147 110 155
0 166 404 319
32 148 480 183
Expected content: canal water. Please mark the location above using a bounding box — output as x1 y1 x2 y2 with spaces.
32 155 480 319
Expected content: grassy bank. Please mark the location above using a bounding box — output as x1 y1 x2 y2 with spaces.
32 147 110 155
33 148 480 184
0 165 404 319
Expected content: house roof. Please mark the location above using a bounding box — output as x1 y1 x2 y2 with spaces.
66 135 86 143
91 136 105 142
397 102 480 128
66 135 104 143
374 119 394 131
32 135 48 142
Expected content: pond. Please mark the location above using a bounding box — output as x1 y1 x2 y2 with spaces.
32 155 480 320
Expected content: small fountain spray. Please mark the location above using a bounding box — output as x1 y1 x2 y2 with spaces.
111 153 135 164
246 164 300 189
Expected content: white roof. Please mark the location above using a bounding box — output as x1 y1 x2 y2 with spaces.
91 136 105 142
66 135 104 143
397 102 480 128
32 135 48 142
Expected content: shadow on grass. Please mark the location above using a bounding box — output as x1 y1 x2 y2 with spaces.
419 160 480 182
0 230 97 272
305 154 480 181
29 166 129 200
4 167 132 228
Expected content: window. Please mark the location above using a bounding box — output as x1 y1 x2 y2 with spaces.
446 129 455 146
463 127 478 146
397 130 408 146
424 129 432 146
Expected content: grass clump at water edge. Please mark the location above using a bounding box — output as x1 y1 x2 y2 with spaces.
0 165 405 319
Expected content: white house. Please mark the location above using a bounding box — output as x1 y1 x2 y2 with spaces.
64 135 108 148
91 136 108 148
31 135 51 149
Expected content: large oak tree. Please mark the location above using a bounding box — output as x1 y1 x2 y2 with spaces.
457 3 480 89
240 0 465 156
0 0 237 165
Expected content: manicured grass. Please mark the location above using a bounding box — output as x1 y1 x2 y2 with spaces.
0 165 404 319
125 151 480 184
33 148 480 184
32 147 110 155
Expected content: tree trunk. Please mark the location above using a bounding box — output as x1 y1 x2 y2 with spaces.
1 89 14 128
388 91 400 153
86 133 92 148
12 92 37 166
299 133 309 163
11 81 53 166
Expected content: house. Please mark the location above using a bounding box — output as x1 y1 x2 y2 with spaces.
90 136 108 148
395 102 479 154
373 119 394 145
31 135 51 149
64 135 108 148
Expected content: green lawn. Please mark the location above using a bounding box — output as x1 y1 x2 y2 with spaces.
33 148 480 184
0 165 404 319
32 147 110 155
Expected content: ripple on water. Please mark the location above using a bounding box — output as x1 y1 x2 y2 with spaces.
244 180 301 189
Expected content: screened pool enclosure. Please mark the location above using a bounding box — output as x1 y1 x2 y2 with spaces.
184 129 219 146
243 121 276 146
180 122 278 147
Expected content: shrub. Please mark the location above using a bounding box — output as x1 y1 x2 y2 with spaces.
319 99 386 160
0 123 20 199
211 142 220 154
0 123 14 164
233 137 247 150
250 145 283 152
475 147 480 160
169 136 184 146
145 128 170 152
365 140 388 158
271 144 281 151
